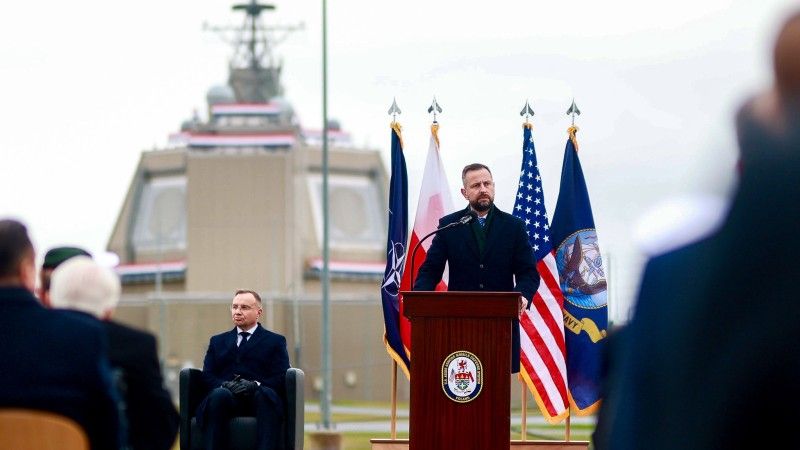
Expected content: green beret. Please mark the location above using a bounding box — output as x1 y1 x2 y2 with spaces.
42 246 92 270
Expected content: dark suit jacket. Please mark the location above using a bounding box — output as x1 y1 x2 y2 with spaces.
104 320 179 450
593 240 714 450
413 206 539 372
599 123 800 450
197 324 290 417
0 288 120 450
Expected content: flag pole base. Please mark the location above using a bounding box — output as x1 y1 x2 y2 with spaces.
309 430 342 450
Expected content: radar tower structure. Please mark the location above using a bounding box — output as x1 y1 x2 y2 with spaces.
204 0 302 103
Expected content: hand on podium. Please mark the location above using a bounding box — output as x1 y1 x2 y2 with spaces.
518 295 528 316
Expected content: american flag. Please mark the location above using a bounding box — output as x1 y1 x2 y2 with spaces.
512 123 570 423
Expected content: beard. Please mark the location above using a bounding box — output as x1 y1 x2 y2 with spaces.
470 197 493 212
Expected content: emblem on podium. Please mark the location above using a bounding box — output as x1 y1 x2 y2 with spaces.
441 350 483 403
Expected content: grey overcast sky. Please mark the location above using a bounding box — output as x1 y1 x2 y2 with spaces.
0 0 796 319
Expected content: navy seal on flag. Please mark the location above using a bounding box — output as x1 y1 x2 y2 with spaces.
556 229 607 309
441 351 483 403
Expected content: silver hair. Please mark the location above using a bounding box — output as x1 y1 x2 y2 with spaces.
49 256 121 319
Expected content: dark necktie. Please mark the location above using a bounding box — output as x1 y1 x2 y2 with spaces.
238 331 250 350
477 217 486 228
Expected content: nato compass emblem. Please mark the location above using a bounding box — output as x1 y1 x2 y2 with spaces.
555 229 607 309
381 241 406 298
441 351 483 403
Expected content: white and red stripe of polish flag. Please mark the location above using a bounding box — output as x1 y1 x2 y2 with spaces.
397 123 455 374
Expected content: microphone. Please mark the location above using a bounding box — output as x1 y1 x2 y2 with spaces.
409 211 476 290
459 210 478 225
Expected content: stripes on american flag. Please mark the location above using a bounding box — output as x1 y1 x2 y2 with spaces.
513 123 570 423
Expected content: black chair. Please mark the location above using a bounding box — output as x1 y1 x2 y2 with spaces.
179 368 304 450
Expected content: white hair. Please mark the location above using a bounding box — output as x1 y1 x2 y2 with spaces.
49 256 121 319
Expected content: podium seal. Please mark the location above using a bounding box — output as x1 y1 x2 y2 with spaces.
441 350 483 403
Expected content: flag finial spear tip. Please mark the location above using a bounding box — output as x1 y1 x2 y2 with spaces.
427 96 443 124
520 100 535 124
566 99 581 126
388 97 402 122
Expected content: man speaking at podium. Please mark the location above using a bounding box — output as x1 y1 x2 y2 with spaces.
413 163 539 373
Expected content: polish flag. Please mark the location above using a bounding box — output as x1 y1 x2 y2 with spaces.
398 123 455 370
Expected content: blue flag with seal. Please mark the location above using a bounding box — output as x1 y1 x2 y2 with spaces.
380 122 411 375
549 126 608 415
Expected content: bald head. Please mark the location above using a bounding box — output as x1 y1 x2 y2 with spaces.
774 11 800 104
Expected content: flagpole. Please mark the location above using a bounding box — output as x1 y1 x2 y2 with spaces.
515 102 573 436
566 414 571 441
391 361 398 439
520 378 528 441
385 102 403 442
563 105 576 447
518 106 531 444
320 0 332 431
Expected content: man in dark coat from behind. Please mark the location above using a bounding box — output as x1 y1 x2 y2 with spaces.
0 220 120 450
50 255 179 450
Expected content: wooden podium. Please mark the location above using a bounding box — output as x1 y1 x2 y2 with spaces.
402 291 518 450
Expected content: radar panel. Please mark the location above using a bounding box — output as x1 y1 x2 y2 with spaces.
306 173 384 251
131 175 188 254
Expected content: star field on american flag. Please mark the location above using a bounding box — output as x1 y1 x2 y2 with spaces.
513 132 552 260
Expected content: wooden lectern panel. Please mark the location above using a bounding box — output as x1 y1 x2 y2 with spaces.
403 292 519 450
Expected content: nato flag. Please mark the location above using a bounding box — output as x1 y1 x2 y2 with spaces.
380 123 411 374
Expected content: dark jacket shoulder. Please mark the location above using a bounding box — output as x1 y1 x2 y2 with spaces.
492 207 525 226
107 319 155 346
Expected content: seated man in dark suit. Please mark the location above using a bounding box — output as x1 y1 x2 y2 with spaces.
49 256 180 450
196 289 290 450
0 219 120 450
413 163 539 373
